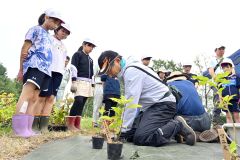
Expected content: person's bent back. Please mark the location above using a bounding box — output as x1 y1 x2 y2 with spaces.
167 71 211 132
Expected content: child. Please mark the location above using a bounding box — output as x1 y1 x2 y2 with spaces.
221 59 240 123
32 23 71 132
101 74 120 117
13 9 64 138
68 38 96 131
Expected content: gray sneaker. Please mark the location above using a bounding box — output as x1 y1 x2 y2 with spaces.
175 116 196 146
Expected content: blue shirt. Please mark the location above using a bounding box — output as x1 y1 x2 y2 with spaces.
222 74 240 100
23 25 53 76
101 74 120 96
168 80 205 116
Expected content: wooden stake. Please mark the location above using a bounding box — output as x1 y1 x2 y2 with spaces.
217 128 231 160
103 120 112 143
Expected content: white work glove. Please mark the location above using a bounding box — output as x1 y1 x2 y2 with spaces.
70 81 77 93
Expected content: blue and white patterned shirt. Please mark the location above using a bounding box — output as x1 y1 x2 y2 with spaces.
23 25 53 76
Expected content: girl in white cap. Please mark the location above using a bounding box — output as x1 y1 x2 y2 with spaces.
32 23 71 133
68 38 96 131
13 9 64 138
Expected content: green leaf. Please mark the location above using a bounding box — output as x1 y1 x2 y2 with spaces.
111 107 122 115
126 104 141 109
99 106 105 115
229 141 237 154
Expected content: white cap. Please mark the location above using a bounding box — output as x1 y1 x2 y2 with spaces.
141 54 152 60
83 38 96 47
183 62 192 67
45 9 64 23
61 23 71 34
215 45 225 51
221 58 234 67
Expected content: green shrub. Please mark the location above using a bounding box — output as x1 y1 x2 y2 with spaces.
0 93 16 127
49 97 73 125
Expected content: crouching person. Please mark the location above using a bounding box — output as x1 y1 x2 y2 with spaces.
166 71 211 133
98 50 196 146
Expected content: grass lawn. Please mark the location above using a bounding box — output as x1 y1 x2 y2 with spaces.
0 117 95 160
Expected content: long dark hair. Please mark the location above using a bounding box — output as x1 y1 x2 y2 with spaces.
38 13 45 25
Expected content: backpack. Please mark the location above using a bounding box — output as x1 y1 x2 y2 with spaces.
125 66 182 104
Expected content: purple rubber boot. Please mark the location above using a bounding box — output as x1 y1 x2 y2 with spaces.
27 115 39 136
12 114 32 138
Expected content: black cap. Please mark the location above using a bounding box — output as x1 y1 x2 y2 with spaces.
98 50 120 75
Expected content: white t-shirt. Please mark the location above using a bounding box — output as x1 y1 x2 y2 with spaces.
50 36 67 74
209 57 234 75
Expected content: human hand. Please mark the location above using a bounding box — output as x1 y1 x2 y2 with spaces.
70 81 77 93
17 70 23 81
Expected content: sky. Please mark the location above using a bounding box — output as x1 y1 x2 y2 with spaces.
1 0 240 79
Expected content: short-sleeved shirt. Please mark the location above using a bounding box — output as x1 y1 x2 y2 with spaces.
168 80 205 116
23 25 53 76
222 74 240 100
50 36 67 75
209 57 234 75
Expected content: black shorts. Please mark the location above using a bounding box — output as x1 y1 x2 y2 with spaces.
223 100 240 113
23 67 51 91
39 72 63 97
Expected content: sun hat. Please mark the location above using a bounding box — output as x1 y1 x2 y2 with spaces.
166 71 187 82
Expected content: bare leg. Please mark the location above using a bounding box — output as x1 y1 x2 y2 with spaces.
233 112 240 123
33 96 46 115
41 95 55 116
16 82 37 114
226 112 233 123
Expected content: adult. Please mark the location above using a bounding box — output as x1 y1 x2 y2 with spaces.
167 71 211 132
182 63 198 86
67 38 96 131
141 55 152 67
208 45 235 125
98 51 196 147
157 69 166 81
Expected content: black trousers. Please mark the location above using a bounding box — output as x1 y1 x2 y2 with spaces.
103 99 117 117
69 96 88 116
133 102 181 147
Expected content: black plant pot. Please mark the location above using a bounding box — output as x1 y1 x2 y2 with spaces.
48 125 68 132
92 136 104 149
107 142 123 160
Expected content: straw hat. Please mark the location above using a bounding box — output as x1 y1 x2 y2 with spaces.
166 71 187 82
